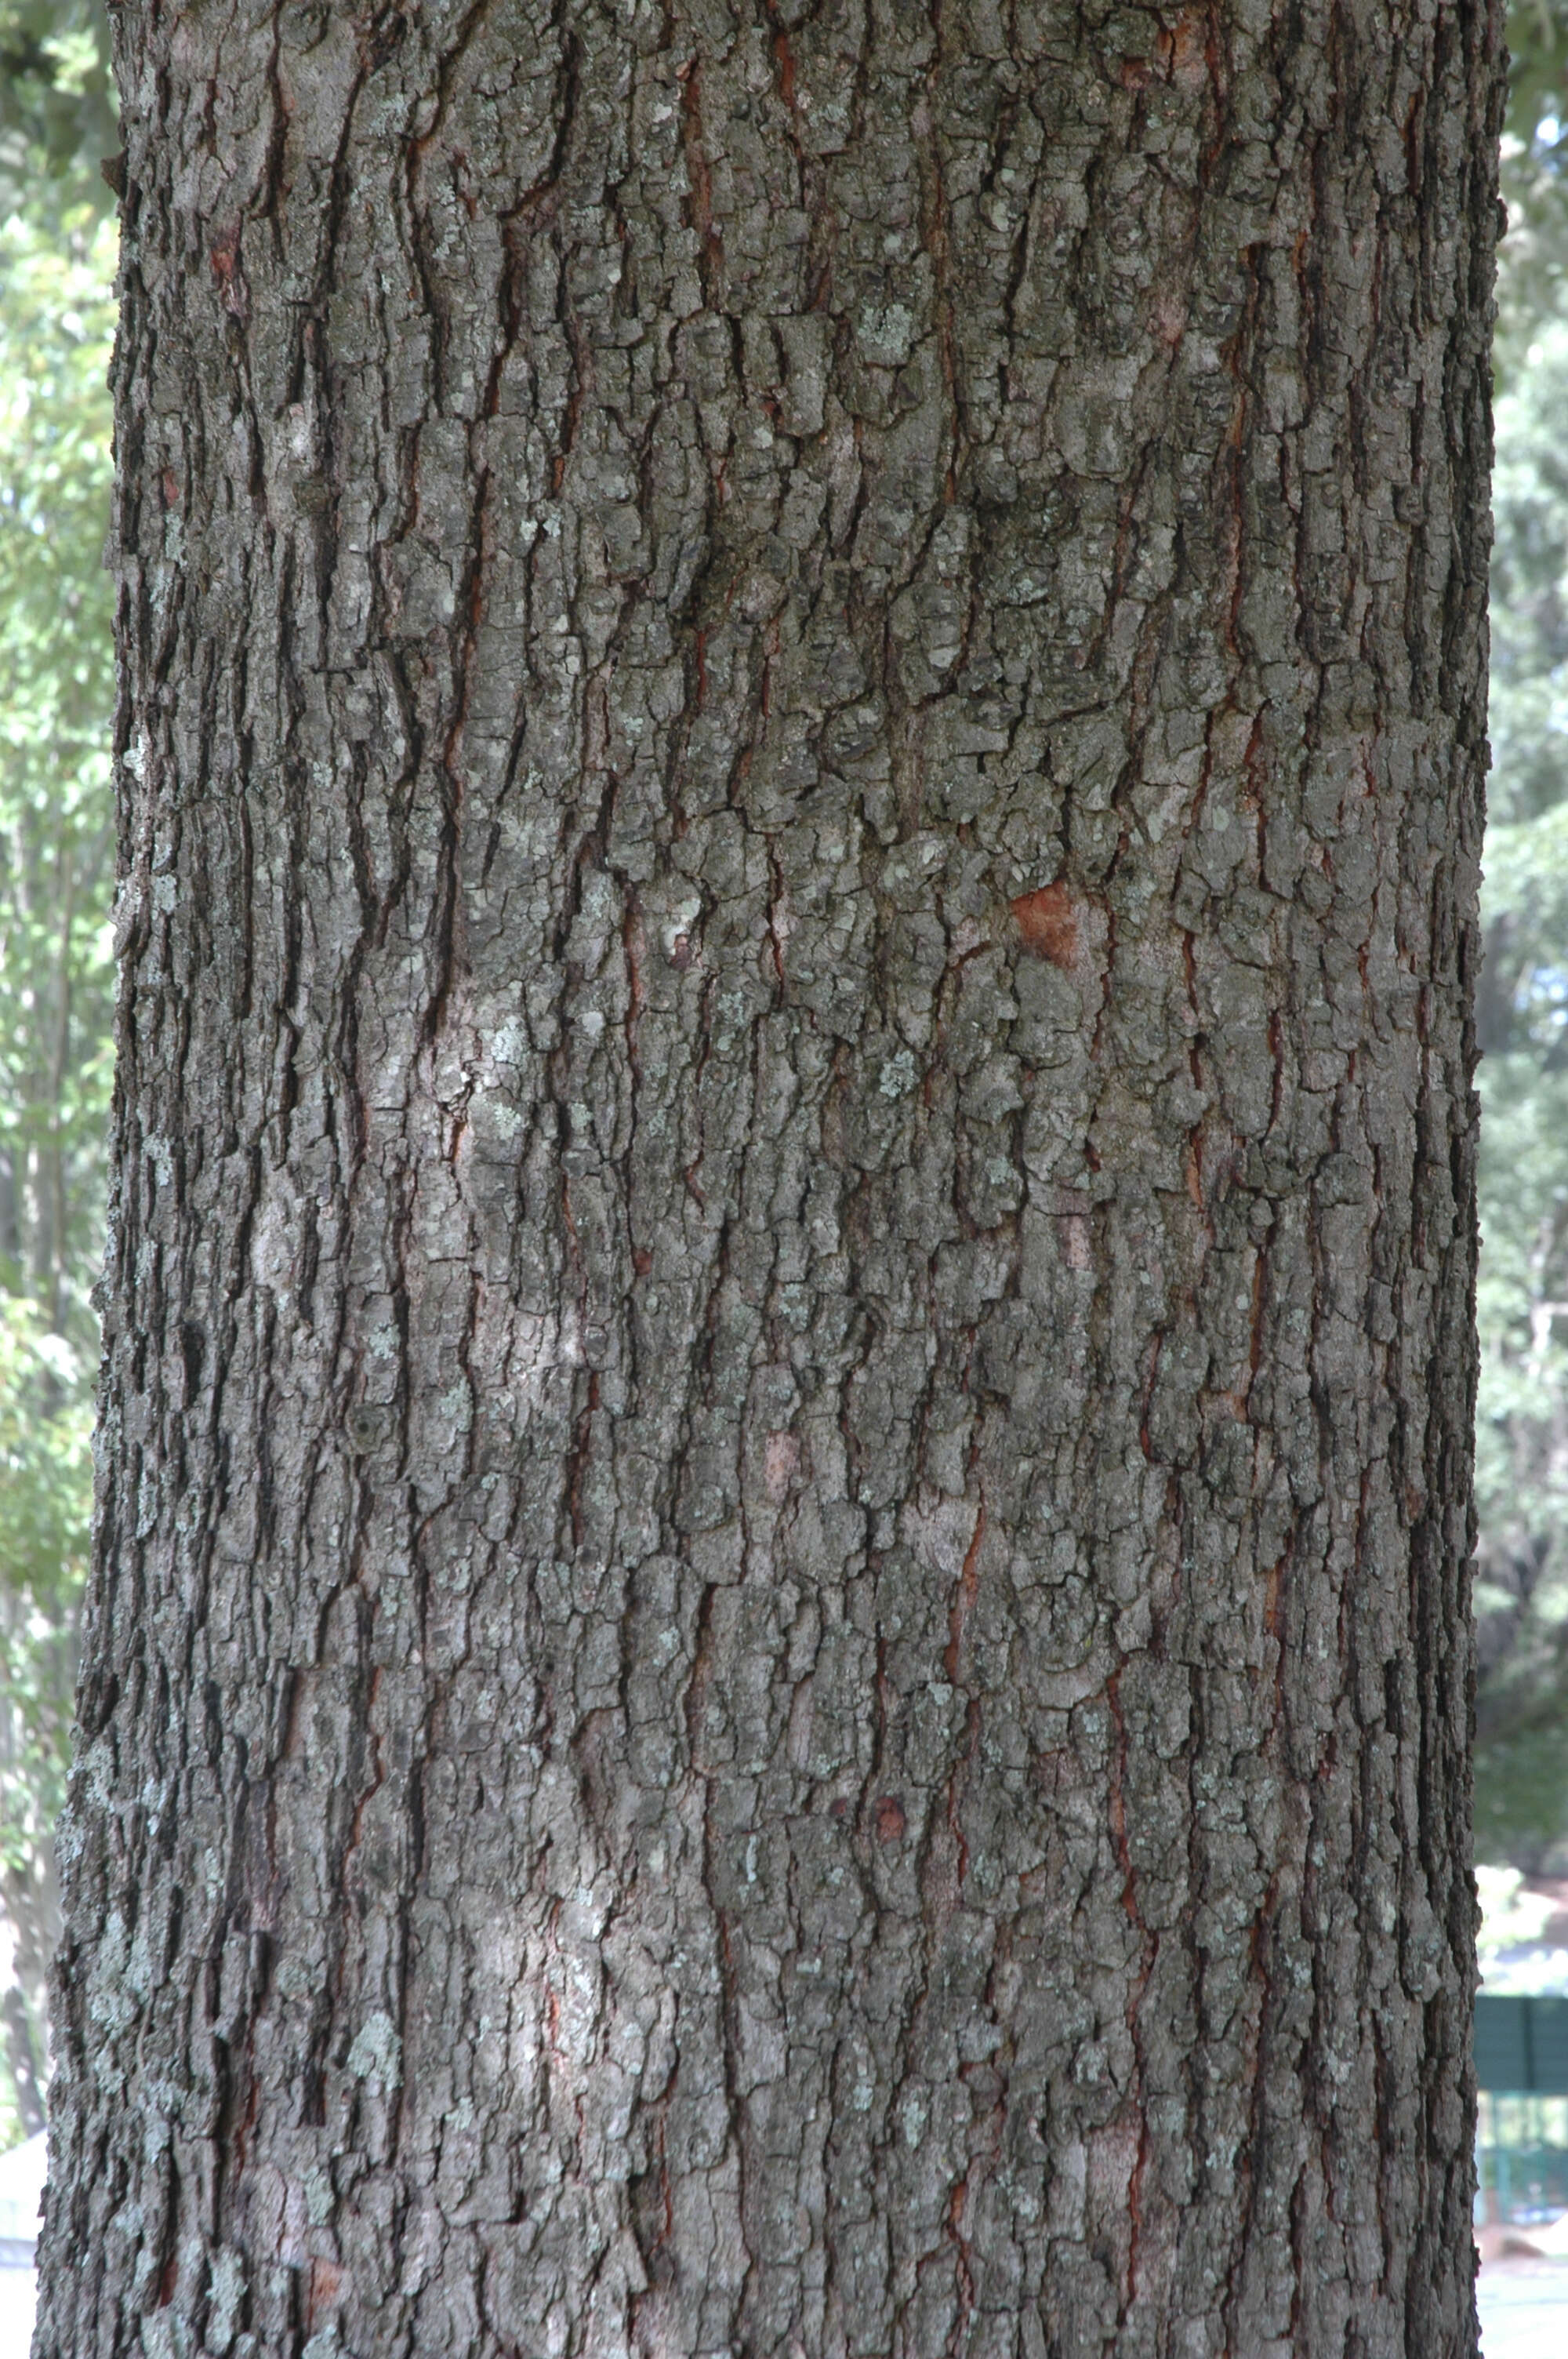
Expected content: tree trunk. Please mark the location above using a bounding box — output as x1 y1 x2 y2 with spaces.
38 3 1501 2355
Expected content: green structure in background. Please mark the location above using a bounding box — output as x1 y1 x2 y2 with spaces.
1476 1995 1568 2094
1475 1998 1568 2222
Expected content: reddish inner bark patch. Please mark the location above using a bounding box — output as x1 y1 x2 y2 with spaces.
307 2260 344 2329
1011 883 1078 969
209 226 249 322
1166 6 1212 89
773 27 797 107
874 1794 906 1844
764 1430 801 1500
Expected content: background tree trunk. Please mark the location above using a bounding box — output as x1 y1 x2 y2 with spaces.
37 2 1502 2354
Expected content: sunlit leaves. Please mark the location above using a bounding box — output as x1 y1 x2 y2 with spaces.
0 0 115 233
0 127 115 1932
0 1295 89 1880
1468 12 1568 1853
1497 2 1568 391
0 200 117 1335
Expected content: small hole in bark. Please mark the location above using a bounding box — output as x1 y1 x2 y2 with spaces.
346 1403 390 1452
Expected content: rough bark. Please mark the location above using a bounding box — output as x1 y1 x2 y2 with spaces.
38 2 1501 2355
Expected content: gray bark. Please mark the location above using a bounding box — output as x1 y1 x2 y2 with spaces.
38 2 1501 2356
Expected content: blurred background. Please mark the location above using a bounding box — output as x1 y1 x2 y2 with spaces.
5 0 1568 2347
0 0 114 2161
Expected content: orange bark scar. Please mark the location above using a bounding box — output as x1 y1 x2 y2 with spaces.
1169 9 1210 90
764 1430 800 1500
307 2260 344 2329
1011 883 1078 969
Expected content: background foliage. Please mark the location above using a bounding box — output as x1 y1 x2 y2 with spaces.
0 0 112 232
1469 0 1568 1863
0 0 114 2135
